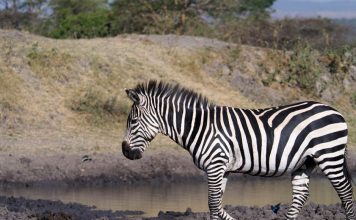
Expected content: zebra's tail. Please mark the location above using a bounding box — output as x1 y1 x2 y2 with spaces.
344 146 355 185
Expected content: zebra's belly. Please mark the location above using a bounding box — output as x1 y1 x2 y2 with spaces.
229 155 304 177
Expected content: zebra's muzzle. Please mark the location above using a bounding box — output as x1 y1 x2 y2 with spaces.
122 141 142 160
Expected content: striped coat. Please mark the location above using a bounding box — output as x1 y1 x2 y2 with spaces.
122 81 354 220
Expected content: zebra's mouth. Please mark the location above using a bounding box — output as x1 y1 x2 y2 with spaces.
122 141 143 160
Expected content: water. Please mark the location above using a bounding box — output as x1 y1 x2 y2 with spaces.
0 178 352 217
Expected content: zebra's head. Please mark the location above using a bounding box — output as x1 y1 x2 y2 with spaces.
122 88 160 160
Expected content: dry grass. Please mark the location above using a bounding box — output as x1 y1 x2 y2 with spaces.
27 45 74 83
0 31 256 155
347 116 356 145
0 30 354 155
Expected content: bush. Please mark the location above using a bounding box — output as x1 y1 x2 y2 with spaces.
215 17 352 51
287 44 322 91
261 44 324 93
50 9 113 39
323 46 353 75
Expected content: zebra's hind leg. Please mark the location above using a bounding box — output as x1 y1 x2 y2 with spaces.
316 151 355 220
286 160 315 219
207 168 235 220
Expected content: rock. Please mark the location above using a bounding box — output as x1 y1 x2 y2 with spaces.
221 65 231 76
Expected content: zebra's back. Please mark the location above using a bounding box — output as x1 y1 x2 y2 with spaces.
217 101 348 177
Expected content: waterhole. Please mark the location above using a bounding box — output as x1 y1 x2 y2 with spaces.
0 178 352 217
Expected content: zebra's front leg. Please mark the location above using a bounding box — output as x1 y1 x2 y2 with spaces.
207 168 235 220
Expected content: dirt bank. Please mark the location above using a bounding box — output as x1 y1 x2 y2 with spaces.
0 149 205 187
1 149 356 187
0 195 353 220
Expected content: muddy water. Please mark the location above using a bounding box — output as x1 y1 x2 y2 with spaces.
0 178 353 217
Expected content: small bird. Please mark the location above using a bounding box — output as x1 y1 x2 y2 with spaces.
81 155 92 162
271 203 281 214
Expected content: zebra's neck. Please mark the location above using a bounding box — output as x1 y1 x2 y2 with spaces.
155 97 208 153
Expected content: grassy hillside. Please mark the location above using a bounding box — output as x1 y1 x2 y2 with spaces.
0 30 355 156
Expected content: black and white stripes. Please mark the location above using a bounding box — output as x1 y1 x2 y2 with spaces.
122 80 355 220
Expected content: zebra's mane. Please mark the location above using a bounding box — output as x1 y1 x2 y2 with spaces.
133 80 212 108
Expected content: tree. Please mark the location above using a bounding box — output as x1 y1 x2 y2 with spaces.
50 9 112 38
0 0 46 29
48 0 113 38
49 0 108 20
238 0 276 18
110 0 196 34
0 0 277 38
109 0 277 35
21 0 47 14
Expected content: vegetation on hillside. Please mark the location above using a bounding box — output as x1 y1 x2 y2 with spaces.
1 1 355 91
1 0 354 49
0 31 355 151
0 1 355 150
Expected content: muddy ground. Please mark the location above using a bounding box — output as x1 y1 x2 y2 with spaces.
1 149 356 187
0 149 206 187
0 195 353 220
0 149 355 219
0 146 355 219
151 202 354 220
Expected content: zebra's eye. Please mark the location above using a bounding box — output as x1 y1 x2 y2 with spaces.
131 117 138 123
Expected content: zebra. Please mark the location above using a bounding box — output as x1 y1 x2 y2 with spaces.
122 80 355 220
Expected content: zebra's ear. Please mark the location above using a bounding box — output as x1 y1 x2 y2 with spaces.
125 88 140 104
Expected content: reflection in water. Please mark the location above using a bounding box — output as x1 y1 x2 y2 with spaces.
0 178 353 217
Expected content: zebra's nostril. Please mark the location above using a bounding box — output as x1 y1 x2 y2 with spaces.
133 150 142 159
121 141 143 160
122 141 130 151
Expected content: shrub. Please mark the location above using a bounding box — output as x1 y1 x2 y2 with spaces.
50 9 113 39
323 46 353 76
260 44 324 94
286 44 322 92
214 17 352 51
